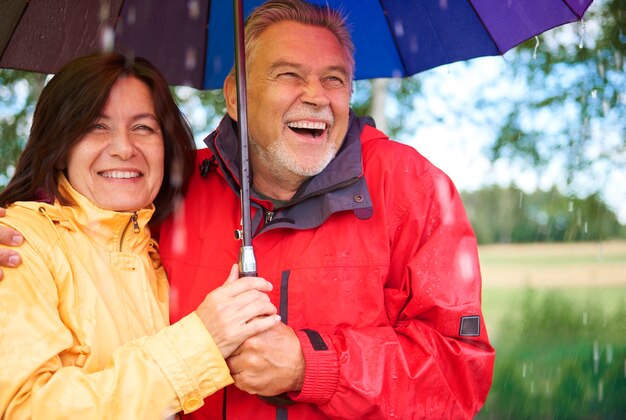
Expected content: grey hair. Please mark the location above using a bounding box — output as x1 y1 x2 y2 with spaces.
229 0 355 80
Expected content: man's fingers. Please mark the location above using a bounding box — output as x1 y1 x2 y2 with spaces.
220 276 273 298
223 263 240 285
245 314 282 337
0 225 23 247
0 249 22 268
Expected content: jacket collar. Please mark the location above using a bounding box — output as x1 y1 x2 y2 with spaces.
15 173 155 252
204 111 374 233
206 110 368 201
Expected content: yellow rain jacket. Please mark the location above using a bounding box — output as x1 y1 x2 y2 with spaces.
0 174 232 419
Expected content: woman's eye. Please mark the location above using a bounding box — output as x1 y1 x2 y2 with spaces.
89 123 107 131
133 124 157 134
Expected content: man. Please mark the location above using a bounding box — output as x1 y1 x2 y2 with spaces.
0 0 494 418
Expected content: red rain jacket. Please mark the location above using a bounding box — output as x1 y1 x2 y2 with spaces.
159 113 495 419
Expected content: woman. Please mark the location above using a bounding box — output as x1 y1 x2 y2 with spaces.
0 53 280 418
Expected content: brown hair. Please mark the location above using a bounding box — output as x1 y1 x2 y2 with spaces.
231 0 355 79
0 52 195 224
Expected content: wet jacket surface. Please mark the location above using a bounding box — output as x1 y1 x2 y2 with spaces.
159 113 495 419
0 175 232 419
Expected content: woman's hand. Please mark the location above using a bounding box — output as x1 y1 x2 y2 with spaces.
195 264 280 358
0 208 24 280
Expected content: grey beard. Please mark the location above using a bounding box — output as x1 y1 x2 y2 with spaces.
250 136 338 182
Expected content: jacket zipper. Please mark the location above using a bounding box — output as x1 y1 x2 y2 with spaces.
119 212 140 251
260 176 360 229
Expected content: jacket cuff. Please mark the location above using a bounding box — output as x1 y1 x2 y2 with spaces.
289 329 339 405
145 313 233 413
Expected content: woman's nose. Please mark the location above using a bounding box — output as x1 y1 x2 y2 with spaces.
108 131 135 160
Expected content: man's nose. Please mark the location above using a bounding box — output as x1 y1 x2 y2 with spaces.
109 131 134 160
301 79 330 107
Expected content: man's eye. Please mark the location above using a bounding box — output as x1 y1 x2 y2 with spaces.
324 76 346 86
278 72 299 79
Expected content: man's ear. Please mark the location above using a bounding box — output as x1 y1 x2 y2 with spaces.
223 75 238 121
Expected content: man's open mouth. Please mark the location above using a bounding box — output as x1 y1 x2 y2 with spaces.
287 121 326 138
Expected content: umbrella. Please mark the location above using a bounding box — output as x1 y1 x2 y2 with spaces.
1 0 594 90
0 0 594 275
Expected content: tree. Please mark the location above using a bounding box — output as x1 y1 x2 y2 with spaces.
461 185 625 244
0 69 46 186
488 0 625 193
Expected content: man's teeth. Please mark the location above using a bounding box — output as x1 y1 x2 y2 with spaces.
100 171 141 179
287 121 326 130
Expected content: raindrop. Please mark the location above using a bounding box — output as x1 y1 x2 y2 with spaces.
598 380 603 402
127 6 136 25
578 18 586 49
99 2 110 22
185 47 197 70
518 191 524 208
457 250 475 282
593 340 599 374
409 36 418 54
582 311 588 325
522 363 527 378
394 20 404 37
212 56 223 74
188 0 201 19
591 89 597 99
584 222 588 234
597 61 605 79
568 201 574 212
606 344 613 364
100 25 115 52
532 36 539 60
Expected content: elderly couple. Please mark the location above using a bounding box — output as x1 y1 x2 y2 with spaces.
0 0 494 418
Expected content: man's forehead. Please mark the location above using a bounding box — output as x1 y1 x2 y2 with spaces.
254 21 349 67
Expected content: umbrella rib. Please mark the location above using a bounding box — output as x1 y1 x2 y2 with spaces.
466 0 505 54
377 0 410 76
0 0 29 61
561 0 585 19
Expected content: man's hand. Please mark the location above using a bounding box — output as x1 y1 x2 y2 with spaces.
227 322 305 396
196 264 280 358
0 208 24 280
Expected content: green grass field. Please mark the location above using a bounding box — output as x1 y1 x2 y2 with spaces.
480 240 626 341
477 241 626 419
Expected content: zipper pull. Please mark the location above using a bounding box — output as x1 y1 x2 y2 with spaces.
265 210 274 224
131 212 140 233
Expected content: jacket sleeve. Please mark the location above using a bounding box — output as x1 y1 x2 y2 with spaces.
290 161 495 418
0 236 232 419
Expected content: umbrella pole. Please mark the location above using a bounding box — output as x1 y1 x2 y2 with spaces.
233 0 257 277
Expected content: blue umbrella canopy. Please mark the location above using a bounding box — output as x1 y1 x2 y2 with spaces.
0 0 594 90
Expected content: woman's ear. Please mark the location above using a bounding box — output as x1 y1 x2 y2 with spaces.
223 75 238 121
